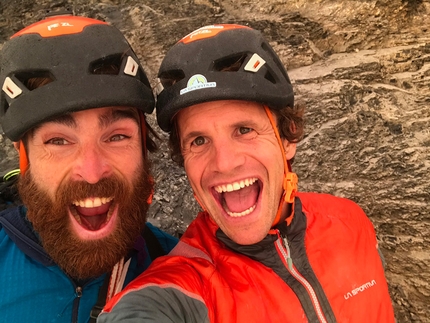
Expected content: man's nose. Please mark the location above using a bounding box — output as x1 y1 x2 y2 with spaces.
72 143 112 184
211 139 245 174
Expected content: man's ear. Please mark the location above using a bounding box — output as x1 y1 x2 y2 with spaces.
13 141 20 152
282 140 296 161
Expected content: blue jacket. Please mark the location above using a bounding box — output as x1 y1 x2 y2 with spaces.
0 206 178 323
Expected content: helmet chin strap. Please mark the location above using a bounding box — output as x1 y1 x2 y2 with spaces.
18 140 29 175
263 106 298 227
193 192 207 213
138 110 154 205
138 111 148 160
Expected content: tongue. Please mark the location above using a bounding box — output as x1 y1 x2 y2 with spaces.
222 182 259 213
75 203 110 231
79 214 108 231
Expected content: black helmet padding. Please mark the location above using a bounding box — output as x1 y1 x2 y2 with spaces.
156 24 294 132
0 18 154 141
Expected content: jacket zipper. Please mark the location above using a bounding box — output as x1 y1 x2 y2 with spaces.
72 285 83 323
275 230 328 323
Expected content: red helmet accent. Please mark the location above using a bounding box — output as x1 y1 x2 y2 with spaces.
179 24 251 44
11 16 107 39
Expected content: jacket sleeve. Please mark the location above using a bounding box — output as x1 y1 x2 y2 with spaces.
98 257 211 323
97 284 209 323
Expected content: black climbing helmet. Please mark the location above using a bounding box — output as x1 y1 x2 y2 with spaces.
156 24 294 132
0 15 155 141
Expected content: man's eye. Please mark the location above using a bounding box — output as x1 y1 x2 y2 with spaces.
109 134 129 142
192 136 206 146
239 127 252 135
45 138 68 145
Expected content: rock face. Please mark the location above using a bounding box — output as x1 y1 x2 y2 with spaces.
1 0 429 321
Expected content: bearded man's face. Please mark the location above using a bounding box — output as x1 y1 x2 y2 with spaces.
18 107 152 279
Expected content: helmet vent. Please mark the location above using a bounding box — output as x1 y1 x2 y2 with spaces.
15 71 55 91
261 41 289 82
213 54 247 72
1 99 10 115
264 70 276 84
159 70 186 89
90 54 122 75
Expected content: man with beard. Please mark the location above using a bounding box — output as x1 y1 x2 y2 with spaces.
0 14 177 323
99 24 395 322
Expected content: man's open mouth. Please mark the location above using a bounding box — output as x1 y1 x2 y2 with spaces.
70 197 114 231
214 177 260 217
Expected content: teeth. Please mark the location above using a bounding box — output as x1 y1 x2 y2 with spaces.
93 197 101 207
227 204 256 217
72 197 113 208
215 178 258 193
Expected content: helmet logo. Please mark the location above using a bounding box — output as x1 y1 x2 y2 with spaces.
180 74 216 95
2 77 23 99
244 53 266 73
47 22 73 31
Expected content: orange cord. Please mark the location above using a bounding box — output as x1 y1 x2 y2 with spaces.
18 140 29 175
263 106 298 226
138 111 154 204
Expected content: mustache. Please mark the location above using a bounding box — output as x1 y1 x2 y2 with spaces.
56 177 129 206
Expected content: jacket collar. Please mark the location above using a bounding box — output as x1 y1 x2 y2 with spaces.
216 197 307 259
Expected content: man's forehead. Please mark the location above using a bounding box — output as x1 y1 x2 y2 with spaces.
178 101 265 124
34 106 140 132
75 106 139 118
177 101 269 142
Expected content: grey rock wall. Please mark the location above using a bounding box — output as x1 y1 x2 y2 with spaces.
1 0 429 321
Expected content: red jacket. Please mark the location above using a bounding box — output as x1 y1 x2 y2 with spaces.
100 193 395 323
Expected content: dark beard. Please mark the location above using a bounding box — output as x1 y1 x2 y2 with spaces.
17 163 152 280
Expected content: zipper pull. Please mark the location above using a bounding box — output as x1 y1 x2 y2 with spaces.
76 286 83 298
282 236 294 270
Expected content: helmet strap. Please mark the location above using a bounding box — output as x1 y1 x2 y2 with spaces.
193 192 207 212
18 140 29 175
138 111 148 159
138 110 153 204
263 106 298 226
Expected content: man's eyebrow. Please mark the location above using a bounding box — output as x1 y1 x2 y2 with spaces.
30 114 76 139
32 114 76 135
98 108 140 128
